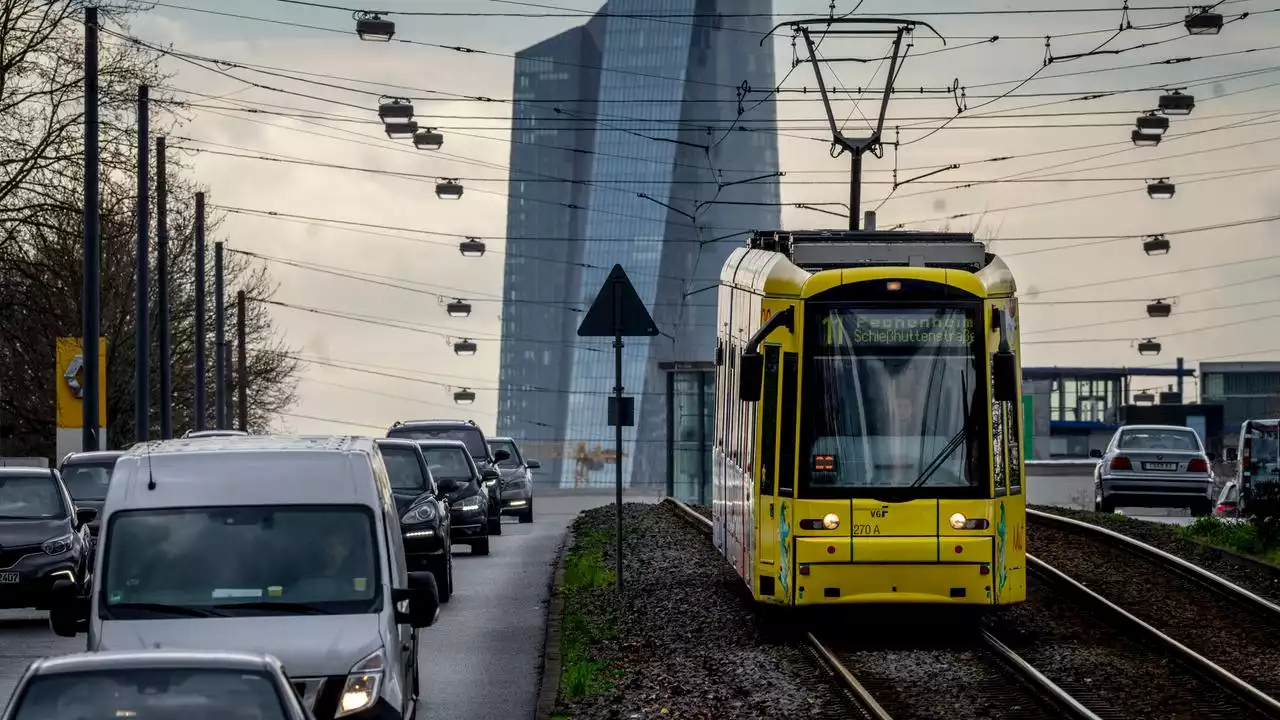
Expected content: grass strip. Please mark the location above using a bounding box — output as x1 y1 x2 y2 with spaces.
557 528 621 706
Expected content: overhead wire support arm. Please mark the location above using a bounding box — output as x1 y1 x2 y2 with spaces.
777 17 945 230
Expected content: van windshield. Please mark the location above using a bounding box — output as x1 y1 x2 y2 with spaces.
12 669 288 720
101 505 381 619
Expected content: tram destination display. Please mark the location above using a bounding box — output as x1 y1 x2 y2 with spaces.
819 308 975 349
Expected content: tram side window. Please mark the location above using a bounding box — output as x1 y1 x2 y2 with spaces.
777 352 798 497
759 345 781 495
1008 392 1023 495
728 342 738 464
714 338 725 450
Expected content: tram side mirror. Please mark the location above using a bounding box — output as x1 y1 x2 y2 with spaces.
992 350 1018 403
1089 449 1103 459
738 352 763 403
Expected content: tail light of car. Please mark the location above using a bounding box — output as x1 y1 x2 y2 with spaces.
1187 457 1209 473
1110 456 1133 471
1216 503 1236 514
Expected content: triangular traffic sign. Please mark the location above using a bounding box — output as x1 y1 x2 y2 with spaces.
578 264 658 337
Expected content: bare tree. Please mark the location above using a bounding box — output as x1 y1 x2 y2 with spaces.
0 0 300 457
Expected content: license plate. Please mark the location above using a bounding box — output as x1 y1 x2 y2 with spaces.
0 572 18 584
1144 462 1178 471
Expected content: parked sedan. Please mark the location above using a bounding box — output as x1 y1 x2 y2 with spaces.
1 649 315 720
0 468 95 610
1092 424 1216 515
416 440 494 555
488 436 537 523
376 438 453 602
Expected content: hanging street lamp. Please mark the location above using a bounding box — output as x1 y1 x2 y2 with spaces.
453 339 477 356
459 238 486 257
1143 234 1171 255
378 97 414 124
413 128 444 150
1147 178 1176 199
1147 299 1173 318
454 388 476 405
1137 338 1162 356
436 179 464 200
1184 7 1224 35
354 11 394 41
447 299 472 318
1136 112 1170 136
1159 90 1195 116
385 120 418 140
1132 129 1161 147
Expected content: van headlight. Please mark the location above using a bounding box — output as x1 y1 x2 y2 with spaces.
401 502 436 525
337 648 383 717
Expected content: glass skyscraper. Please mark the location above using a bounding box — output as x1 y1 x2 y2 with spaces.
498 0 780 489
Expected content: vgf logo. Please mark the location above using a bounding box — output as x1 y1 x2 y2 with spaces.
870 507 889 518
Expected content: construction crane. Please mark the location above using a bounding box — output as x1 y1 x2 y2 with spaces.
520 441 623 488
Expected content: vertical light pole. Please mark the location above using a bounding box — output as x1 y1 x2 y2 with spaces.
156 136 172 438
134 85 150 443
214 241 227 429
82 6 101 451
236 290 248 432
193 192 207 430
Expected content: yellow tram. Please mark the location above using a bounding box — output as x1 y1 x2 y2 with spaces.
712 230 1027 607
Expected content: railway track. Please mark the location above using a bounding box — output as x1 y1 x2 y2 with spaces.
1029 509 1280 706
663 497 1098 719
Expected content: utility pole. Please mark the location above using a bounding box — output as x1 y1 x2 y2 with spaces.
236 290 248 432
134 85 150 443
194 192 207 431
214 241 227 429
82 6 101 452
156 136 172 439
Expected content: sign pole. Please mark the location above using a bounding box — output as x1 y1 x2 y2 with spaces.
612 279 624 595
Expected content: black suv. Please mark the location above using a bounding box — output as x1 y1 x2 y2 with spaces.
56 450 123 550
375 438 453 602
416 440 494 555
0 467 96 610
387 420 506 535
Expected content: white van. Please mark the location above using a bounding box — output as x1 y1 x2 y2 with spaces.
49 435 439 720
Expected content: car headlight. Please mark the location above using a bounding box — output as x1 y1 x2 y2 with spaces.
42 534 74 556
459 501 482 512
337 648 384 717
401 502 436 525
483 479 497 488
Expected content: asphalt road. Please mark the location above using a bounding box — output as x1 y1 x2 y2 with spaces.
0 610 82 703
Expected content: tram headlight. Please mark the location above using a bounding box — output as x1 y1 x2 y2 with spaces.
949 512 967 530
822 513 840 530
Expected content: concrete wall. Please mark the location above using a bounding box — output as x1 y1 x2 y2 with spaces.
1026 459 1095 509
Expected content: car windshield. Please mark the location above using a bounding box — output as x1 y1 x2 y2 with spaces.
102 505 380 618
389 426 486 457
59 462 115 501
1118 429 1200 451
801 306 983 498
489 441 521 468
379 446 426 492
12 668 288 720
420 447 473 486
0 475 66 519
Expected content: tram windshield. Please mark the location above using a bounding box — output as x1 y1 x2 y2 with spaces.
801 305 985 499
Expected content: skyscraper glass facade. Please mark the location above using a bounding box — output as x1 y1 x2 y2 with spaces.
498 0 780 489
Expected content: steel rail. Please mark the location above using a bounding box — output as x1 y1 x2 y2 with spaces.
1029 553 1280 718
979 629 1102 720
1028 509 1280 620
661 497 892 720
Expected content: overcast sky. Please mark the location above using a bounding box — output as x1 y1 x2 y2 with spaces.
116 0 1280 435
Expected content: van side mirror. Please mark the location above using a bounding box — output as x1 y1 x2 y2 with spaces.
738 352 763 403
75 507 98 526
1089 449 1103 459
992 350 1018 403
493 449 511 463
395 572 440 629
525 459 541 470
48 578 87 637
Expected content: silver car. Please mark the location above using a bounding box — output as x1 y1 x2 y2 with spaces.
1 649 316 720
1091 424 1216 515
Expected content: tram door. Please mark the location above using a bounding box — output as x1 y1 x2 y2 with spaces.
756 343 784 601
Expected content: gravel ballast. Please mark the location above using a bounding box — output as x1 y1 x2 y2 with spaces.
1029 505 1280 603
1030 521 1280 702
992 577 1269 720
550 502 856 719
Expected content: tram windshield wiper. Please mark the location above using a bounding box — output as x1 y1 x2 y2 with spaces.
909 373 972 489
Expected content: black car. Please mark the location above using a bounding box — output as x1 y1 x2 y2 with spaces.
55 450 123 548
0 468 95 610
416 440 494 555
387 419 507 535
487 437 537 523
375 438 453 602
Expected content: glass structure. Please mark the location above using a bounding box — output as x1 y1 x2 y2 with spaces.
498 0 781 489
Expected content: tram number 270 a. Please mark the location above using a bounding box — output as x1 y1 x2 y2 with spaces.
852 524 882 536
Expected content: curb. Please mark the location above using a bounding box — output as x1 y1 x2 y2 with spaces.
534 529 571 720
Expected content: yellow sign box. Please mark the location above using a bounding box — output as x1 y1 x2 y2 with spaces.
55 337 108 429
